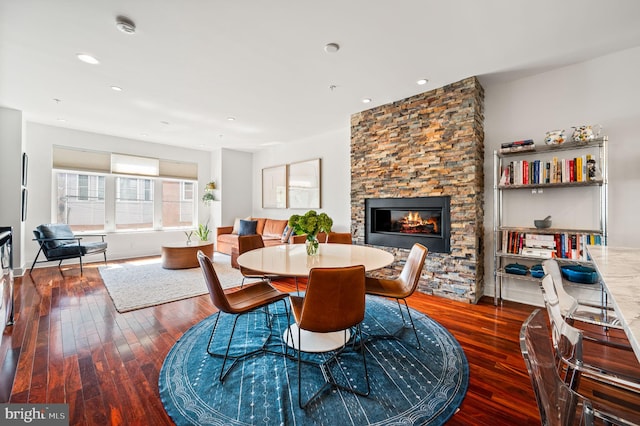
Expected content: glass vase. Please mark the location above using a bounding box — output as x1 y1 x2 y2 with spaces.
305 235 319 256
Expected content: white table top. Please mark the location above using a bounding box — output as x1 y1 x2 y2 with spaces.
586 245 640 361
236 243 395 277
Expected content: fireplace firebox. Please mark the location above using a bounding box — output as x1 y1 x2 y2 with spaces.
365 197 451 253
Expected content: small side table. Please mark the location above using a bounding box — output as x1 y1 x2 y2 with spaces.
161 240 214 269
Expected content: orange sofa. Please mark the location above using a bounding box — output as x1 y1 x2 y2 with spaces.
216 217 290 256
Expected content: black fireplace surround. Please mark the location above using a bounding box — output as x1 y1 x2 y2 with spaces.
365 196 451 253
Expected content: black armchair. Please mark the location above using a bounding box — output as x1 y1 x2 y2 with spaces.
31 224 107 274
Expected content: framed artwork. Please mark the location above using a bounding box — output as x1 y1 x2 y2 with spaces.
288 158 321 209
22 153 28 186
21 188 28 222
262 165 287 208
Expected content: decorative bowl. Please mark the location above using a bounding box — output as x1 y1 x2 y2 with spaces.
530 264 544 278
505 263 528 275
561 265 599 284
534 216 552 229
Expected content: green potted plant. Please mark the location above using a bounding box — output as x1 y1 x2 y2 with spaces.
288 210 333 256
202 192 215 205
194 221 211 241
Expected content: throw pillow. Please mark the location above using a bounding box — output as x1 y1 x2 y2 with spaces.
238 219 258 236
281 225 293 243
231 216 252 234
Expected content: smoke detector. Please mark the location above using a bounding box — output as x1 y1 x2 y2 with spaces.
116 16 136 34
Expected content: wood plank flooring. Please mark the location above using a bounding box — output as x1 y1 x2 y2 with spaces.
0 259 544 425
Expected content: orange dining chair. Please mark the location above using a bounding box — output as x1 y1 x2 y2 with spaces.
289 265 370 408
326 232 353 244
197 250 290 382
364 243 427 349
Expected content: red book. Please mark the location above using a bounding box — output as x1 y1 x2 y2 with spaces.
523 161 529 184
569 160 575 182
554 233 562 258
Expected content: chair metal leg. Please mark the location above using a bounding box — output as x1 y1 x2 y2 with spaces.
207 299 291 383
298 323 371 409
399 298 421 350
30 247 44 274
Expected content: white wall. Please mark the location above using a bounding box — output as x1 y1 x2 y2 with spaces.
21 123 213 272
251 127 351 231
0 108 25 264
482 46 640 303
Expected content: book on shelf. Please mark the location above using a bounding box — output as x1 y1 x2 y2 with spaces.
501 230 602 260
521 247 556 258
500 154 600 186
501 139 534 148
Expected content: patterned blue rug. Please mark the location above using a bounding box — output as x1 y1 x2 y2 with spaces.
159 295 468 425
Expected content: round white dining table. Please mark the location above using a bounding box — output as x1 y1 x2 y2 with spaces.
236 243 394 278
237 243 395 352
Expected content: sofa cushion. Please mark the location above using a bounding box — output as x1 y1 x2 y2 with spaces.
238 220 258 236
231 216 252 234
253 218 267 235
262 219 288 239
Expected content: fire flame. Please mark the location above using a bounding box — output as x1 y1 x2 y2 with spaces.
401 211 438 233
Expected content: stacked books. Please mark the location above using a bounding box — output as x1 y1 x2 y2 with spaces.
499 139 535 154
501 230 602 260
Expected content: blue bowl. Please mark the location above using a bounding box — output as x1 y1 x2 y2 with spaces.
530 264 544 278
505 263 528 275
561 265 599 284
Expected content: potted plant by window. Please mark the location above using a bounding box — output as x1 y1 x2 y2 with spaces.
194 221 211 241
202 181 216 205
288 210 333 256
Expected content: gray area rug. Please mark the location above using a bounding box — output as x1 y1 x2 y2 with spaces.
99 253 251 313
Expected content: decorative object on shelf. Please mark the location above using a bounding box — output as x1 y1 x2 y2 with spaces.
194 221 210 241
534 216 552 229
571 124 602 142
561 264 599 284
505 263 528 275
184 231 193 245
288 210 333 256
202 181 216 205
544 129 565 145
530 264 544 278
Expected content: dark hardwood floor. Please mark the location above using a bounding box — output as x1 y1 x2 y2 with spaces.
1 258 543 425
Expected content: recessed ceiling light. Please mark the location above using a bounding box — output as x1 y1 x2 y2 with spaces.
77 53 100 65
226 116 236 121
417 79 429 85
324 43 340 53
111 86 123 91
56 118 66 122
161 121 170 125
362 98 372 104
140 133 148 137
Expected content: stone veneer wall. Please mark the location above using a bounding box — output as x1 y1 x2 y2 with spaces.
350 76 484 303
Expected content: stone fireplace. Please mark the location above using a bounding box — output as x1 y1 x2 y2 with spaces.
350 76 484 303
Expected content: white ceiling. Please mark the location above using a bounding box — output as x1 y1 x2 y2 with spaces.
2 1 640 152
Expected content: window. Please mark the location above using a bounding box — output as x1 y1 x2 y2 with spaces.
162 181 194 227
52 148 198 232
115 177 153 230
56 172 105 231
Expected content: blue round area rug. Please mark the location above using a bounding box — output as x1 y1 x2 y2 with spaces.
159 295 468 425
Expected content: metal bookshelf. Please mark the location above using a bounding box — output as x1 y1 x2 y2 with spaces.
492 137 608 305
